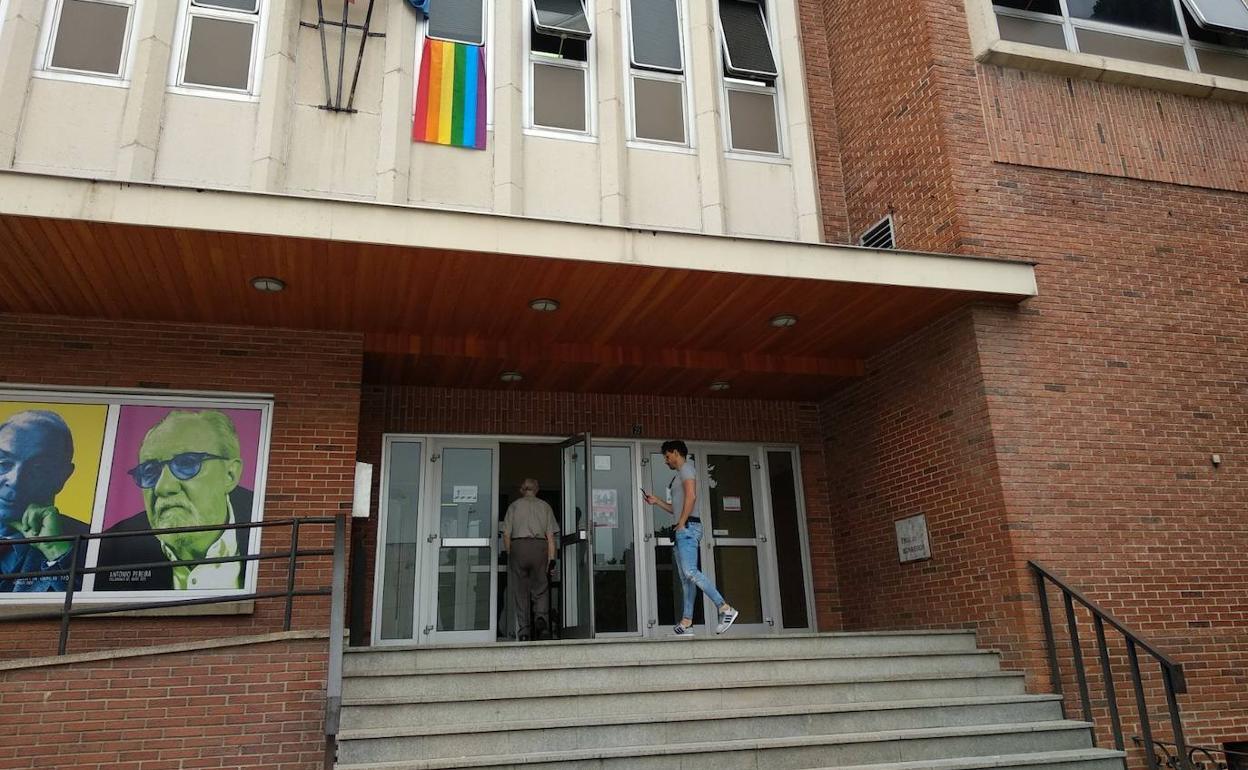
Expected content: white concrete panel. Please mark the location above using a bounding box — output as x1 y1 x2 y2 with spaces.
285 103 381 199
408 136 495 211
14 79 125 176
154 95 257 189
625 148 700 231
522 137 600 224
723 159 798 240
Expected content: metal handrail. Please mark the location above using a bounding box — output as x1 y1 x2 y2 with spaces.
1030 561 1192 770
2 513 349 769
1133 736 1248 770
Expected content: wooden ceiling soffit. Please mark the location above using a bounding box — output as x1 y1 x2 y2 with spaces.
364 333 866 379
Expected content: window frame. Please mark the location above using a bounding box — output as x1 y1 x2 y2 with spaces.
623 0 694 149
717 0 779 81
168 0 269 100
990 0 1248 81
35 0 141 87
714 0 786 160
413 0 494 130
530 0 592 41
524 0 597 141
0 0 11 45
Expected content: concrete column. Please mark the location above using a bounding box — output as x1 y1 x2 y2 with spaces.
774 0 822 242
250 0 301 191
0 0 44 167
377 0 414 203
492 0 523 214
686 0 726 234
116 0 178 181
596 0 627 226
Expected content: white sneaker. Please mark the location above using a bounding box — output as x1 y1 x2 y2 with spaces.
673 623 695 636
715 608 739 634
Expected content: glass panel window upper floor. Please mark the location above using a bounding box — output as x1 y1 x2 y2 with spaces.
992 0 1248 81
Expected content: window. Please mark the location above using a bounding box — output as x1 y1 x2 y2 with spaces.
173 0 266 95
993 0 1248 80
427 0 485 46
717 0 781 155
528 0 593 135
40 0 137 80
626 0 689 145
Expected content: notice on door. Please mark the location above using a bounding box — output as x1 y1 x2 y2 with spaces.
722 495 742 512
592 488 618 528
594 454 612 471
895 513 931 563
453 485 478 503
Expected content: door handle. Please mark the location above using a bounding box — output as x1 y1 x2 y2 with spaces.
759 535 768 543
644 533 652 542
423 625 434 635
427 533 440 543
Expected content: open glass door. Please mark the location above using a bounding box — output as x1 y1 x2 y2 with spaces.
559 433 594 639
419 440 499 644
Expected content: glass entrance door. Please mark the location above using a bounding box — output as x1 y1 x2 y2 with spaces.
419 441 499 644
559 434 594 639
703 449 773 634
642 445 776 636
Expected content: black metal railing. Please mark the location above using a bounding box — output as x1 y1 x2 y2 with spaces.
1031 561 1192 770
1134 737 1248 770
1 515 347 764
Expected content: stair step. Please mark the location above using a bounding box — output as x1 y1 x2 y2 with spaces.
345 631 980 675
341 651 1003 700
339 671 1028 729
340 694 1063 739
335 696 1067 763
808 749 1127 770
334 720 1097 770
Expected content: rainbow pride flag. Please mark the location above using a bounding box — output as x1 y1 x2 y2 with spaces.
413 38 487 150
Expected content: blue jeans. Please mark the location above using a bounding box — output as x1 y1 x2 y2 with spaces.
673 522 725 621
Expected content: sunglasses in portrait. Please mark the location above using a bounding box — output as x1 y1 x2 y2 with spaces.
127 452 228 489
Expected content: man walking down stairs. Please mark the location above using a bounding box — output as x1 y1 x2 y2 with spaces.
333 631 1124 770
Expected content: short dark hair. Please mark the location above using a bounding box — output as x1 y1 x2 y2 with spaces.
660 440 688 458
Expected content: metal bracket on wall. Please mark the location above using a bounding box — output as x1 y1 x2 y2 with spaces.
301 0 385 113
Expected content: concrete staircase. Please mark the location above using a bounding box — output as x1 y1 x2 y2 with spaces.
334 631 1125 770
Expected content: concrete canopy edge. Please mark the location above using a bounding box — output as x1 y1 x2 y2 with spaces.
0 170 1038 298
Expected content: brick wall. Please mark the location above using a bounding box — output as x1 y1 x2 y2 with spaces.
0 635 328 770
807 0 1248 752
821 306 1026 667
351 385 841 640
0 314 364 659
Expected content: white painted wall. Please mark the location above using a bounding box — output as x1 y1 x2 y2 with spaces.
0 0 823 241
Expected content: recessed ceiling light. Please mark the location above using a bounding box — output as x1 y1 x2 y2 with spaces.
250 276 286 293
500 371 523 383
769 314 798 328
529 298 560 312
709 381 730 392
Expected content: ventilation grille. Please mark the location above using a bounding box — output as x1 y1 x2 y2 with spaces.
859 216 896 249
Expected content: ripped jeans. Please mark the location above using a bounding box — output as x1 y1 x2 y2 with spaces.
673 521 725 621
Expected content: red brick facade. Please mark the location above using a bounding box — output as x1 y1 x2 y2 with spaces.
0 314 363 659
0 635 328 770
804 0 1248 752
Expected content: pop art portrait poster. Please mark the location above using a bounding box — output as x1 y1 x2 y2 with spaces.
0 388 272 601
0 401 108 592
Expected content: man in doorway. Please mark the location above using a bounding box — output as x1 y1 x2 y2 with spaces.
502 478 558 641
644 440 739 636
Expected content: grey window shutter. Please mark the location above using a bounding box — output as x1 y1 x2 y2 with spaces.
630 0 683 73
427 0 485 45
719 0 777 81
532 0 593 41
1180 0 1248 33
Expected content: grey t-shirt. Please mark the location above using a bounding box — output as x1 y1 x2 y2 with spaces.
669 460 698 522
503 496 558 539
